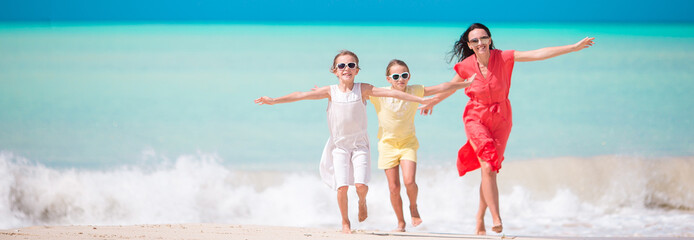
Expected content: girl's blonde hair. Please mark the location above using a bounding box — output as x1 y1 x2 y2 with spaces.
330 50 360 73
385 59 409 76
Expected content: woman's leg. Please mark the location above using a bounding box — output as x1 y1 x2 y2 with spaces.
470 141 501 234
476 185 487 235
400 160 422 227
479 158 502 233
385 166 406 231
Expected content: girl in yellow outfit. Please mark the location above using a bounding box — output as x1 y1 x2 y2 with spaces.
369 59 475 231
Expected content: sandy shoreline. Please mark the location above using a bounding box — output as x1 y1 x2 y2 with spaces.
1 224 685 240
0 223 553 240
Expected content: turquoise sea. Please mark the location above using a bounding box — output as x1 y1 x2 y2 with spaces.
1 22 693 237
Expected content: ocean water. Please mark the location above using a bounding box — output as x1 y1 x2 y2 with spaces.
1 22 693 237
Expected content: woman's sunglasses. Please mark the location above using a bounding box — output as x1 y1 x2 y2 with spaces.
468 36 491 46
336 62 357 70
389 72 410 81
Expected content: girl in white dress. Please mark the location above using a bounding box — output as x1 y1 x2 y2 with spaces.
255 50 435 233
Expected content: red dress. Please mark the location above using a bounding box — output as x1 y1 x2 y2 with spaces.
454 49 515 176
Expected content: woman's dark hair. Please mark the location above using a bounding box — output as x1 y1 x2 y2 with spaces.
448 23 495 63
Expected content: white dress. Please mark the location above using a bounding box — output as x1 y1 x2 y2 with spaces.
319 83 371 190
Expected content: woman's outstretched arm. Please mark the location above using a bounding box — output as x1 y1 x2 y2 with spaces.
423 73 476 96
514 37 595 62
418 73 467 115
364 83 437 105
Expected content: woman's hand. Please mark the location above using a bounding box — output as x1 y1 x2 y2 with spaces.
515 37 596 62
418 97 442 115
572 37 595 52
419 104 435 115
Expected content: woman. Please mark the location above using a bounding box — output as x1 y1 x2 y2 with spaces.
419 23 594 235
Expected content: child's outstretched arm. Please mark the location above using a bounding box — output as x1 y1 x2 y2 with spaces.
255 86 330 105
418 73 471 115
363 83 437 105
423 73 476 96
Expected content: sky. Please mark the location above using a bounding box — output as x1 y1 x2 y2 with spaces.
1 0 693 23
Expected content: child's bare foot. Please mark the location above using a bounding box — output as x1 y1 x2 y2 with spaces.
410 205 422 227
491 219 502 233
358 200 368 222
491 223 503 233
475 219 486 235
341 220 351 234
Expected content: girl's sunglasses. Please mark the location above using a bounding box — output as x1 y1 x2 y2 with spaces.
468 36 491 46
389 72 410 81
336 62 357 70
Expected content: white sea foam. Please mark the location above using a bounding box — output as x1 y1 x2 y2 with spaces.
1 152 693 237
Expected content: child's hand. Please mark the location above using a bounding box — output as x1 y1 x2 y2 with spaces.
254 96 275 105
463 73 476 85
448 73 476 91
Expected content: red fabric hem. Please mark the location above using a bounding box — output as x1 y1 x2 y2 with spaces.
456 141 501 176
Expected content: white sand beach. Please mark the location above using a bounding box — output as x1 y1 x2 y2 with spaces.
0 224 556 240
3 224 687 240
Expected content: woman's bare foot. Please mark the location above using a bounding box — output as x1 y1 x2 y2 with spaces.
410 205 422 227
476 219 486 235
358 200 368 222
491 219 503 233
341 220 351 234
393 221 406 232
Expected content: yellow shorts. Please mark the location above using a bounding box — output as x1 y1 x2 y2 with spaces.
377 137 419 169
